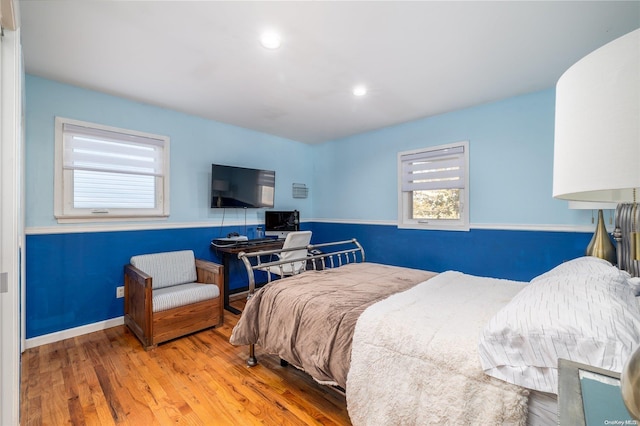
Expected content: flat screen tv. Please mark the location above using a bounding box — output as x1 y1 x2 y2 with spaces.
210 164 275 208
265 210 299 238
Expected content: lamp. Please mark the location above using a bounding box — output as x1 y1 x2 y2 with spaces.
622 345 640 420
553 29 639 204
553 28 640 421
554 28 640 263
568 201 617 263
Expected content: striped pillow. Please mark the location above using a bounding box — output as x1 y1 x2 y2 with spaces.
478 257 640 393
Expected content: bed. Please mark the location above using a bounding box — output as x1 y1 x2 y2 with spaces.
230 239 640 425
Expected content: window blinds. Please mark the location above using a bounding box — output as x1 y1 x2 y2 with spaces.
63 123 165 176
62 123 165 209
400 145 465 192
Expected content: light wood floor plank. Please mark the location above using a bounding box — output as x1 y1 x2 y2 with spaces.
21 300 351 425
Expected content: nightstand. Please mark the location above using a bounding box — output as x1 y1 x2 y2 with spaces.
558 358 636 425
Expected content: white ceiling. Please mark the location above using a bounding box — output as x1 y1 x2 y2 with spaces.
19 1 640 144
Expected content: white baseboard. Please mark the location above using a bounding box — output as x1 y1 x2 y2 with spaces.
24 316 124 349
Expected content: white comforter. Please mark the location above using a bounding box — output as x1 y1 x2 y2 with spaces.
346 271 529 426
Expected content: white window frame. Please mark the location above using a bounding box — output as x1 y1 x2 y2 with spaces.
397 141 469 231
54 117 170 223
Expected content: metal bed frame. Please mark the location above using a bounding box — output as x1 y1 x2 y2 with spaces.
615 203 640 277
237 238 365 366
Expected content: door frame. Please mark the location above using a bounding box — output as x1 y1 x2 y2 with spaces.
0 21 23 426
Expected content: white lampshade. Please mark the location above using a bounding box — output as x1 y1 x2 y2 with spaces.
553 29 640 203
568 201 618 210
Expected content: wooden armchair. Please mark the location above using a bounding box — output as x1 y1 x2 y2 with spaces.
124 250 224 350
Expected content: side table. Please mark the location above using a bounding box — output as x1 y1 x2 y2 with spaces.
558 358 635 425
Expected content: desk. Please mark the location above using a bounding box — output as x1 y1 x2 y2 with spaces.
211 240 283 314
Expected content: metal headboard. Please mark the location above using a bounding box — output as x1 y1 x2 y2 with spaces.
615 203 640 277
238 238 366 298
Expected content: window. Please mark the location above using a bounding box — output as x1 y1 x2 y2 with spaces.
54 117 170 222
397 141 469 231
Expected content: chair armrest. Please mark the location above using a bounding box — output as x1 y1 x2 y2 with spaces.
195 259 223 288
124 264 152 288
123 264 153 332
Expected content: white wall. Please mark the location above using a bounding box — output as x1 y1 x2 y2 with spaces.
25 75 315 231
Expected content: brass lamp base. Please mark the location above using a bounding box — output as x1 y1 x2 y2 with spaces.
586 209 616 264
621 346 640 421
631 231 640 261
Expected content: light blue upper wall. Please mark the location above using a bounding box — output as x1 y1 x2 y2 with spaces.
26 75 595 230
312 89 590 227
25 75 314 229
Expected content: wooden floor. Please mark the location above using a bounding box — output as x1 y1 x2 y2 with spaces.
20 300 351 425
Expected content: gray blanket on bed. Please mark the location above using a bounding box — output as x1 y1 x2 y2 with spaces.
229 262 436 388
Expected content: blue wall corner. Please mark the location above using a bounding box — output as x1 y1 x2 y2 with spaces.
309 222 592 281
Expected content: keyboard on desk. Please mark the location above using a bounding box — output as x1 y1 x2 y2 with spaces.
238 238 279 246
211 237 278 248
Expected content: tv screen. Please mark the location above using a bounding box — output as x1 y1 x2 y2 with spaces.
265 210 299 238
211 164 275 208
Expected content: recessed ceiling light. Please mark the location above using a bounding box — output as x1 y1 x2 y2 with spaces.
260 31 281 50
353 85 367 97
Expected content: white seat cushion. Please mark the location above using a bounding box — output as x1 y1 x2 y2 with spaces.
152 283 220 312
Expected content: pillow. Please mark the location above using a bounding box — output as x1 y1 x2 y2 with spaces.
478 257 640 394
530 256 615 283
533 255 640 297
628 277 640 296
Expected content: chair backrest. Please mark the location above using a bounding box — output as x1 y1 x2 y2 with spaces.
278 231 312 275
130 250 197 289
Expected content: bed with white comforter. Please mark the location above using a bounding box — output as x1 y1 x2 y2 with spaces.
348 256 640 425
231 252 640 426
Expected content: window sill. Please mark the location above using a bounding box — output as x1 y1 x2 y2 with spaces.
397 222 470 232
55 215 169 224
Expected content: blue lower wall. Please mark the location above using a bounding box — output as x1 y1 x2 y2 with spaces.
26 226 220 338
25 223 592 339
309 223 591 281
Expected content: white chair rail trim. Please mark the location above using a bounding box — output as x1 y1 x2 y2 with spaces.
25 220 597 235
